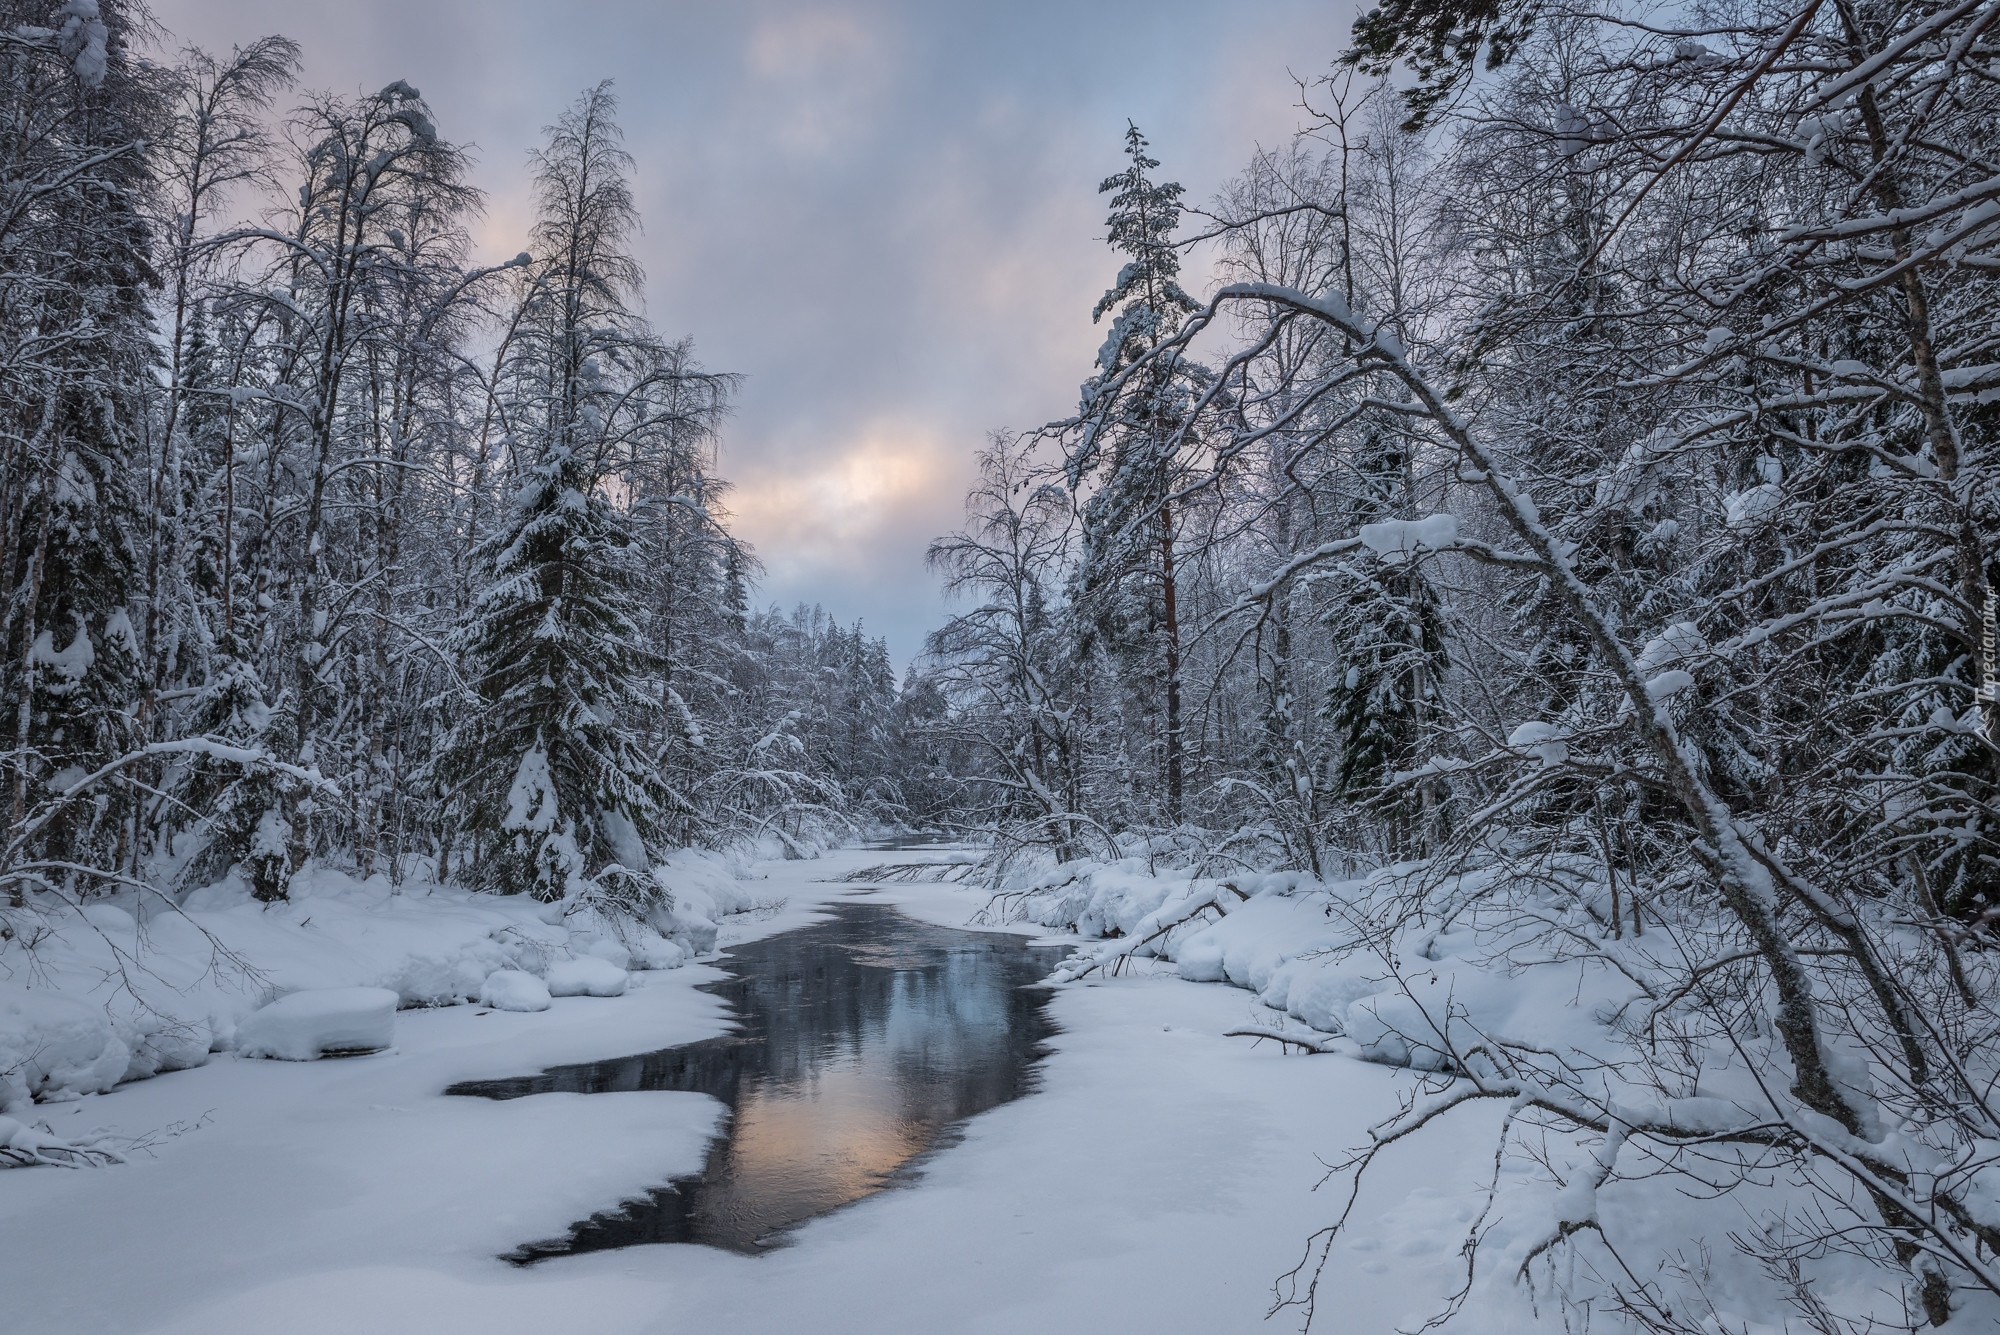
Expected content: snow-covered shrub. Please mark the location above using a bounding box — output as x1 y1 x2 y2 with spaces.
0 1114 123 1169
478 970 551 1013
0 989 130 1113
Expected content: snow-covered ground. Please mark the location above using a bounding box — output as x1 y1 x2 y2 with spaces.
0 849 1504 1335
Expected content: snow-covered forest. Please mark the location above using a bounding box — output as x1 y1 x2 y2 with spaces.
911 0 2000 1326
0 8 920 913
6 0 2000 1331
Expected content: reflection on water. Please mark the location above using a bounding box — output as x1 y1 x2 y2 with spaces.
445 899 1069 1260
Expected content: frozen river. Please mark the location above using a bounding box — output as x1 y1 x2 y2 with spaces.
0 850 1446 1335
449 900 1069 1258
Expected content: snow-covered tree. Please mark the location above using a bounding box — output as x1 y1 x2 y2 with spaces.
1064 124 1209 826
926 435 1087 854
437 439 680 904
0 2 159 888
433 85 689 907
1324 431 1448 819
0 23 898 923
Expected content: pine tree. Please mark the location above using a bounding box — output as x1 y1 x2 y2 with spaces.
1066 124 1206 825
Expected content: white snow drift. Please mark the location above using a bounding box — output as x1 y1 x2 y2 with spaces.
235 988 398 1061
0 847 755 1114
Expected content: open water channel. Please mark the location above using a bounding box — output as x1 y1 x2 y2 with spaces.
446 897 1069 1260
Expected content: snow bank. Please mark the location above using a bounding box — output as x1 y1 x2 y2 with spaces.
644 847 765 954
987 854 1942 1331
999 857 1633 1071
628 936 686 971
0 851 756 1113
235 988 397 1061
0 989 135 1113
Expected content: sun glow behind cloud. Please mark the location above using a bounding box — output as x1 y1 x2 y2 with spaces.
730 418 954 589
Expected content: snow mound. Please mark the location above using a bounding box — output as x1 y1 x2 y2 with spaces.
629 935 686 970
1358 513 1457 561
0 851 756 1107
545 957 628 998
479 970 551 1012
235 988 397 1061
0 988 130 1112
575 936 631 970
646 847 762 955
998 859 1618 1068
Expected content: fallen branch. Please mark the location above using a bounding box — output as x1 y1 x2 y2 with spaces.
0 1115 125 1169
1226 1024 1344 1053
839 860 979 884
1051 882 1247 982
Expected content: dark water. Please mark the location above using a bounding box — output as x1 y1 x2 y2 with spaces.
860 833 958 850
445 898 1069 1261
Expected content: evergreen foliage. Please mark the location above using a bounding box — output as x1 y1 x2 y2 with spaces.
440 435 681 902
1064 125 1210 825
0 25 916 917
0 1 160 888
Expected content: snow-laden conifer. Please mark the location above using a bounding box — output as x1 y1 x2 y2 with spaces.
0 1 159 889
433 84 688 908
437 437 683 905
1064 124 1211 825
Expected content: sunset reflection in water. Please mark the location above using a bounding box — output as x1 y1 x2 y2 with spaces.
447 899 1069 1259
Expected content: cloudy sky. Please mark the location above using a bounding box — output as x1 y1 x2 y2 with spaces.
151 0 1350 668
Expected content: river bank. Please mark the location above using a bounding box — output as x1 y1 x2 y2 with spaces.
0 849 1481 1335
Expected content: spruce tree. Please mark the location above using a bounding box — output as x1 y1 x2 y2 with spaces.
1325 430 1449 850
173 306 292 900
433 84 686 908
439 442 680 904
0 2 159 888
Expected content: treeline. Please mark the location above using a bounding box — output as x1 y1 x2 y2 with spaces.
0 3 914 913
920 0 2000 1322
